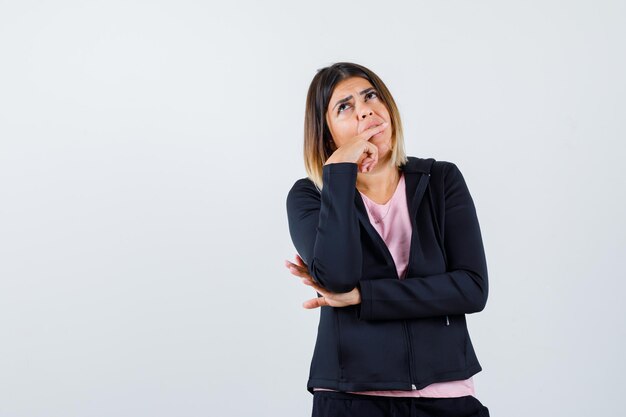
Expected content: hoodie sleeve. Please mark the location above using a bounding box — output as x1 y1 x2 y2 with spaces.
357 162 489 320
286 162 363 294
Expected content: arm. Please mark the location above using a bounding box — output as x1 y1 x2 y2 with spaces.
357 162 489 320
286 163 363 294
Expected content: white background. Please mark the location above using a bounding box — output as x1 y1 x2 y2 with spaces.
1 1 624 416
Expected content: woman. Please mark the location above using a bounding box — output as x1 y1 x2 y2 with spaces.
285 62 491 417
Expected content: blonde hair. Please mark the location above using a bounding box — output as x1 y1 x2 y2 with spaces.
303 62 408 191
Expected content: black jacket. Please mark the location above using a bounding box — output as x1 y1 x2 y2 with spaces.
286 156 489 395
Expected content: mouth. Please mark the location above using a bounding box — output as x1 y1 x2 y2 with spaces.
361 120 385 134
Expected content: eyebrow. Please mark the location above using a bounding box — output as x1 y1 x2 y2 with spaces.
332 87 376 111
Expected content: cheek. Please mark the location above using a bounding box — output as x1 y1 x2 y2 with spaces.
332 122 358 144
375 104 391 120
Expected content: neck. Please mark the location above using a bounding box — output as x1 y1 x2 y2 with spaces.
356 155 400 194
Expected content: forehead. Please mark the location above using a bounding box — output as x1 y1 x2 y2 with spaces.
330 77 374 100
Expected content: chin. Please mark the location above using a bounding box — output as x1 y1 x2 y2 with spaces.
376 144 392 161
373 136 392 153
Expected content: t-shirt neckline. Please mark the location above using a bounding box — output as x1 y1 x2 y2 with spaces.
358 172 404 207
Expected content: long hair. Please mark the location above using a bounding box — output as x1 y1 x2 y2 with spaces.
303 62 407 191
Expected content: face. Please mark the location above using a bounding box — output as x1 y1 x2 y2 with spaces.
325 76 393 157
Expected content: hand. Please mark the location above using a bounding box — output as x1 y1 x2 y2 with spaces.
284 254 362 309
325 122 389 173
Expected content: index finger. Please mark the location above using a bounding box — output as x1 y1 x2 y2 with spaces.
359 122 389 141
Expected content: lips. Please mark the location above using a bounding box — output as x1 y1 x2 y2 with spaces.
361 120 385 133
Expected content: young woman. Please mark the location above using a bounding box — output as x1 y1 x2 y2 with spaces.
285 62 491 417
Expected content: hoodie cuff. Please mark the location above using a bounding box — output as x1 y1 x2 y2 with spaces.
323 162 358 175
356 280 372 320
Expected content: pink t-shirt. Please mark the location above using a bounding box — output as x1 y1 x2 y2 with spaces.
314 172 475 398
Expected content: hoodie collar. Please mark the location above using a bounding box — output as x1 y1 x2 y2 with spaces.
399 156 436 174
354 156 436 273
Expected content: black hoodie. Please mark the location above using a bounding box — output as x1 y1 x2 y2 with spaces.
286 156 489 395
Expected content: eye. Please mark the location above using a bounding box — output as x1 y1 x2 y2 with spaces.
365 91 378 100
337 102 351 114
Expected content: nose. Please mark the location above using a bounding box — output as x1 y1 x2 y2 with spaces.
360 110 374 119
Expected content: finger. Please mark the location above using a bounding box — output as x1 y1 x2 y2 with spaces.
287 265 312 279
358 144 377 171
284 260 308 274
303 296 327 309
362 144 378 170
361 153 374 165
301 277 325 293
363 121 389 138
360 121 389 141
294 254 306 266
302 298 319 309
361 156 374 172
368 141 379 159
288 257 309 273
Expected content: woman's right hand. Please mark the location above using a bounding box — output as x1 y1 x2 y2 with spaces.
285 254 362 309
324 122 389 173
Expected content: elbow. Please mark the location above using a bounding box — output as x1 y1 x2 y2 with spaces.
469 283 489 313
312 271 360 294
466 270 489 314
472 293 488 313
309 259 361 294
325 280 360 294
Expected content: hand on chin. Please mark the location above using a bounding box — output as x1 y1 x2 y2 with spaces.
359 142 391 173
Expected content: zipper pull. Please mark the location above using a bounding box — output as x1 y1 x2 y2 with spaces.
411 384 417 390
445 315 450 326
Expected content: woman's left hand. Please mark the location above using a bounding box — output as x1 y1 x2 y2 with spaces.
285 254 361 309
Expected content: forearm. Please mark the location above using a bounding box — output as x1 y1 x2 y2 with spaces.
357 269 488 320
287 162 363 293
357 161 489 320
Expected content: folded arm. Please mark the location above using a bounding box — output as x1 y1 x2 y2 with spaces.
286 163 362 294
357 162 489 320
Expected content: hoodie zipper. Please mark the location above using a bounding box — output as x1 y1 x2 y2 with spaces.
403 321 417 389
358 217 417 389
446 315 450 326
355 169 432 390
403 172 431 389
358 209 416 388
